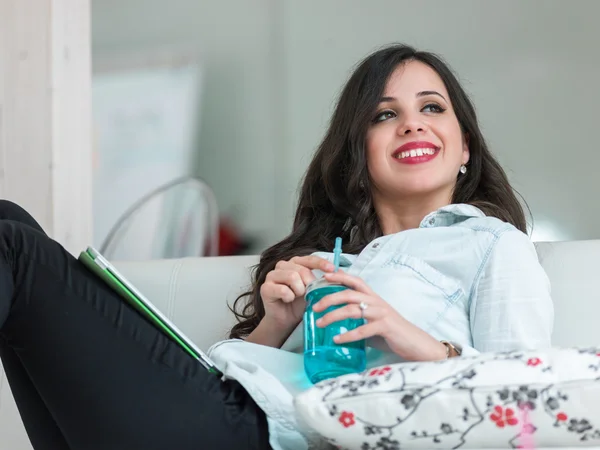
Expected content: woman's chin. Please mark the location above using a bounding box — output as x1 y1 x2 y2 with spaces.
389 183 451 199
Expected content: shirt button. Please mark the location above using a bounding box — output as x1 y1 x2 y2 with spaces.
372 243 379 248
428 218 435 226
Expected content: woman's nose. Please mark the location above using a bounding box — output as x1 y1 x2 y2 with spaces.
396 114 427 136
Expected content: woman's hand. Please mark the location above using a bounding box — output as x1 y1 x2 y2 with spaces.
259 255 335 333
312 271 449 361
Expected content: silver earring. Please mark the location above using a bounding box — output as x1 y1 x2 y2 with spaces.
459 164 467 174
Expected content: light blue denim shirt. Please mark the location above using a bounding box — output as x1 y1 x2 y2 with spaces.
208 203 554 450
308 202 554 360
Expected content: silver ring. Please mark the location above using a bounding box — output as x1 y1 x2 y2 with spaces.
359 301 368 318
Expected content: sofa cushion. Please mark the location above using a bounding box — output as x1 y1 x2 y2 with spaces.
294 347 600 449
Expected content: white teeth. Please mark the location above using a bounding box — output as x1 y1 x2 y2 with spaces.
394 148 437 159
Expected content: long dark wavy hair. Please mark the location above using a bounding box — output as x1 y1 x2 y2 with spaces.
229 43 527 339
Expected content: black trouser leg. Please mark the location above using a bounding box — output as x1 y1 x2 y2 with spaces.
0 200 270 450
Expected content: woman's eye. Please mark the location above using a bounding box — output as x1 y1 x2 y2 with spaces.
373 110 396 123
422 103 446 113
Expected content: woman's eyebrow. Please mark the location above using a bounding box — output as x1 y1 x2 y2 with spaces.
378 90 447 103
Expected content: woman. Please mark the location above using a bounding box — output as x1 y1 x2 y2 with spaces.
0 44 552 450
231 43 552 359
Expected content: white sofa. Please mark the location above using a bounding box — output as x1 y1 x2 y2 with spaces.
1 240 599 449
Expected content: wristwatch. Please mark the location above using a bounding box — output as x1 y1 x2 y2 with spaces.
440 341 463 358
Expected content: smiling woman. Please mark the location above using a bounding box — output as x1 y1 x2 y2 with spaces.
225 43 553 447
233 43 538 342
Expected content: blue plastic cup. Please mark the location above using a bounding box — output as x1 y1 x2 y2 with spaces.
303 278 366 384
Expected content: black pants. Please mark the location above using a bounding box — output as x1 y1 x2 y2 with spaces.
0 200 270 450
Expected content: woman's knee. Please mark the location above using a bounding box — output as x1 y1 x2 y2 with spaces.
0 200 45 232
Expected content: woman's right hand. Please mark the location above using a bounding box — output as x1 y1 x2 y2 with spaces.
259 255 335 332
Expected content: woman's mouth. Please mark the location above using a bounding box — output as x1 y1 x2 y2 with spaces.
393 147 440 165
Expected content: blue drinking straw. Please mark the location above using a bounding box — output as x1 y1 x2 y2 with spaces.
333 237 342 272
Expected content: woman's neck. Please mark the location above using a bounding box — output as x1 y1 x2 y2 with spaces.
373 192 453 235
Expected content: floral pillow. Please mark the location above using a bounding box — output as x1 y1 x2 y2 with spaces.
294 347 600 449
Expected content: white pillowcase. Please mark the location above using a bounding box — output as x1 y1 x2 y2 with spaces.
294 347 600 449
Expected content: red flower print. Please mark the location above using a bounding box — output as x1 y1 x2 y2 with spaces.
490 406 519 428
527 357 542 367
338 411 356 428
557 412 568 422
369 366 391 376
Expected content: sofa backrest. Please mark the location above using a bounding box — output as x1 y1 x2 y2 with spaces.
535 240 600 347
113 240 600 351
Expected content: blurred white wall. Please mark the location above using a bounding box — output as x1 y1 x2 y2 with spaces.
92 0 600 249
92 0 281 249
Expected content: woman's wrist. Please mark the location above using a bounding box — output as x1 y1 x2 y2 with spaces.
389 316 457 361
245 316 296 349
425 340 450 361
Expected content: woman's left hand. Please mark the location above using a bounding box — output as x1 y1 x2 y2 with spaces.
313 271 449 361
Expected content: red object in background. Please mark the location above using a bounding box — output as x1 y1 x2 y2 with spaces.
218 219 247 256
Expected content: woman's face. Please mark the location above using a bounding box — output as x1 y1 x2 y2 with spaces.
365 60 469 205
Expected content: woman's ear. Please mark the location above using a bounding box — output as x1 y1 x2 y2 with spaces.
462 133 470 165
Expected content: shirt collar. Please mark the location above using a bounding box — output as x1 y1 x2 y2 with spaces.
419 203 486 228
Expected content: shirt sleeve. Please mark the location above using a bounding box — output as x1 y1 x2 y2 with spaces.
460 228 554 356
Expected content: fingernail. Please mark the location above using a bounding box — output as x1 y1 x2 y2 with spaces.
325 263 335 271
316 318 323 326
333 335 341 343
